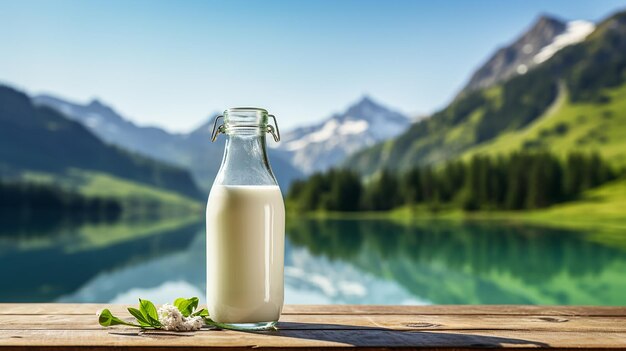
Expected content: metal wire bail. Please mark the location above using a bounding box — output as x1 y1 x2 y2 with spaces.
211 115 224 142
268 114 281 142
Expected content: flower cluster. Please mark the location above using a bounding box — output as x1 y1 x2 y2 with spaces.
157 304 204 331
97 297 209 332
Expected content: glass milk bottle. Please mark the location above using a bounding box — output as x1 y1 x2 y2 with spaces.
206 108 285 330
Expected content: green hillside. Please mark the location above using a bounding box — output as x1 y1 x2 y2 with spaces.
344 11 626 175
461 83 626 166
0 85 202 202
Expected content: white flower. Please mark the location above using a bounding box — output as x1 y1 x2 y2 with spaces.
157 304 203 331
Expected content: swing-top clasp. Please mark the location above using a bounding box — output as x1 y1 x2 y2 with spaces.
211 108 280 142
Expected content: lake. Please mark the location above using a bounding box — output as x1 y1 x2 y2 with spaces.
1 216 625 305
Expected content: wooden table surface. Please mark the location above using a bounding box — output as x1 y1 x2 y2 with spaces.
1 304 625 350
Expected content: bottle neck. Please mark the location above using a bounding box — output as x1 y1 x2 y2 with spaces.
214 133 278 186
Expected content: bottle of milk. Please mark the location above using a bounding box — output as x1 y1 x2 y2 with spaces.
206 108 285 330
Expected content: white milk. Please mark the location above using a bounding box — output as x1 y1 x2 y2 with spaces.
205 185 285 324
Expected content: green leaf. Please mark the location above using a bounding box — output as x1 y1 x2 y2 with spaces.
98 309 140 328
186 297 199 315
173 298 187 310
173 297 189 316
187 297 199 311
174 302 186 316
139 299 161 327
174 297 199 317
191 308 209 317
127 307 151 327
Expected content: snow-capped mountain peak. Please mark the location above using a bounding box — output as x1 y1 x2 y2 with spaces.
533 20 595 64
276 96 410 174
460 15 596 94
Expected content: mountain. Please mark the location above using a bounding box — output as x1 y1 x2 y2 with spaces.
0 86 201 199
345 10 626 175
275 96 411 174
33 95 181 163
460 15 595 94
33 96 303 192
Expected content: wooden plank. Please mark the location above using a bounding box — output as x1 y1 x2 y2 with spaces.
282 305 626 317
1 305 625 350
0 304 109 316
1 314 625 333
283 305 626 316
2 304 625 316
1 329 626 349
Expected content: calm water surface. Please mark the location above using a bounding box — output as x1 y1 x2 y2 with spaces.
1 217 625 305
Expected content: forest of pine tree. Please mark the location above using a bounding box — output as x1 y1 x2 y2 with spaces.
287 152 617 212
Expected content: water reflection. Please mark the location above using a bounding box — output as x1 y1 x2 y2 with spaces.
0 216 202 302
287 219 626 305
1 216 625 305
59 232 206 303
58 230 421 305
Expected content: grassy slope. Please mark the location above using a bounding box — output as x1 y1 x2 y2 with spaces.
451 177 626 234
452 83 626 232
522 177 626 229
461 83 626 167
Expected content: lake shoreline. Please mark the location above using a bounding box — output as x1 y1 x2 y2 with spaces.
289 209 626 233
287 177 626 233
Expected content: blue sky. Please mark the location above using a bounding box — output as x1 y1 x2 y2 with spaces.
1 0 625 132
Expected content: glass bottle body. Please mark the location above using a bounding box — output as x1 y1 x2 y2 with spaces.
205 108 284 330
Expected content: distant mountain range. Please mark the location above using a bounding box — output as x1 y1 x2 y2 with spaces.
33 95 303 192
345 11 626 175
34 93 411 186
274 96 410 174
0 86 200 199
32 96 184 164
